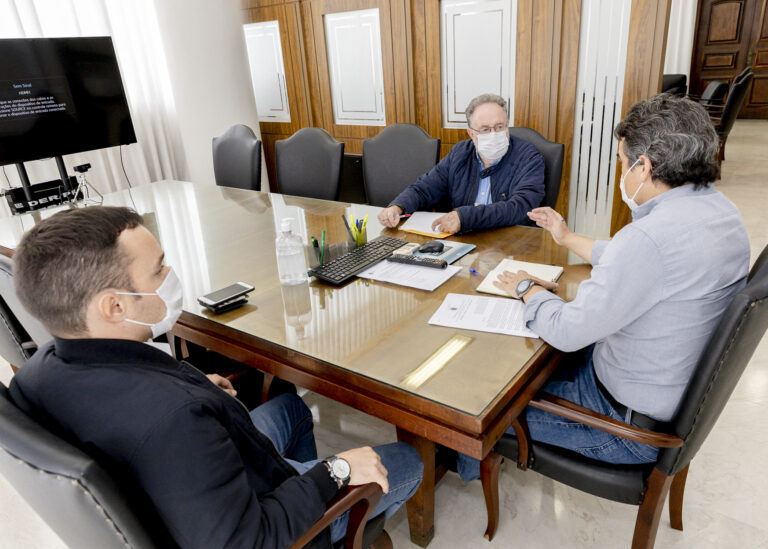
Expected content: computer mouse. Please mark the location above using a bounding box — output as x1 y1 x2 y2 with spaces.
418 241 444 254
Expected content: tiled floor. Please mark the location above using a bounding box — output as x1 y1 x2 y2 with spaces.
1 120 767 548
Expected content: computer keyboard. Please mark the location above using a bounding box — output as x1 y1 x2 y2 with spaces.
309 235 408 285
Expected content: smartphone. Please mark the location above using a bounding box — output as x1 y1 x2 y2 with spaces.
198 282 255 307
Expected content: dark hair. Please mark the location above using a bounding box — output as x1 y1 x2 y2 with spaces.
613 93 720 188
15 206 143 335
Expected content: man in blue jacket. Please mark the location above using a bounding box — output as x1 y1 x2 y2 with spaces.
9 206 422 548
378 93 545 234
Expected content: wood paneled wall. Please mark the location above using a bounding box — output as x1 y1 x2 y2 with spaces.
609 0 672 235
242 0 582 215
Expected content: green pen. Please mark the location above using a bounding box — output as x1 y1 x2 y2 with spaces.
320 230 326 265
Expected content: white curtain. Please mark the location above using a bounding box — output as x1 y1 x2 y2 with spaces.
0 0 186 211
664 0 698 81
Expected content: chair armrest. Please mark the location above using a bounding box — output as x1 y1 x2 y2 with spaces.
529 392 684 448
289 483 383 549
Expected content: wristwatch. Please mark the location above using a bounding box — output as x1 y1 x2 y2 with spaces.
323 456 351 489
515 278 536 299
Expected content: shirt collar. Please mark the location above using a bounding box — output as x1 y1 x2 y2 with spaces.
53 337 182 371
631 183 716 221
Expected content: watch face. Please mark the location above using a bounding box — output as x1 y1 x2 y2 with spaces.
516 278 533 296
332 458 351 479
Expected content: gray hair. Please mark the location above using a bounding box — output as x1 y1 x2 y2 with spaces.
613 94 719 188
465 94 508 126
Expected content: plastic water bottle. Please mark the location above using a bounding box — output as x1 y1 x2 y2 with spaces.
275 218 308 285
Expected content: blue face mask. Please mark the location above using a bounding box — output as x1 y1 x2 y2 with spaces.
619 158 643 211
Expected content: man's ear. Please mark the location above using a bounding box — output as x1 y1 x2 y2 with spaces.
638 154 654 182
94 291 128 325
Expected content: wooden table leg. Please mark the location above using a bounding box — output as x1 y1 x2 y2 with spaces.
396 427 435 547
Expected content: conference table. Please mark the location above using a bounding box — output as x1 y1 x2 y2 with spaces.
0 180 590 545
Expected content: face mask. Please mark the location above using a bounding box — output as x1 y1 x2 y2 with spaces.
117 268 183 339
476 130 509 163
619 158 644 211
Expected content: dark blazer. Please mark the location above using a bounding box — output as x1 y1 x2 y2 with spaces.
9 338 338 549
389 137 545 232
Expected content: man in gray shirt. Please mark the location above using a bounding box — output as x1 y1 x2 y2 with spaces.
457 94 749 480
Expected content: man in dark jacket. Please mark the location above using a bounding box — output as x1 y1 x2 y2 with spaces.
378 93 545 234
9 206 422 548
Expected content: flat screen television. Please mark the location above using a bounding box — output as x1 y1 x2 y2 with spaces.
0 36 136 167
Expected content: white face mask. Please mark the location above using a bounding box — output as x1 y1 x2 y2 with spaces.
117 268 184 339
476 130 509 163
619 158 644 211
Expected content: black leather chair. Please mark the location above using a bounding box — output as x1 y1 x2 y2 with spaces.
661 74 687 96
0 255 50 370
212 124 262 191
709 69 754 163
0 382 391 549
482 244 768 548
508 127 564 209
362 124 440 207
276 128 344 201
696 80 729 108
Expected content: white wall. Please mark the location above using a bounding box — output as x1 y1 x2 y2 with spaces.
152 0 265 188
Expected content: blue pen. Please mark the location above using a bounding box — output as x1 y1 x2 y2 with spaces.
469 268 479 275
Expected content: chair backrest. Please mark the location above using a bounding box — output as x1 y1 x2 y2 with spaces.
507 127 564 209
0 255 51 349
212 124 262 191
0 383 173 548
362 124 440 207
658 246 768 475
661 73 687 96
276 128 344 201
717 71 754 137
699 80 729 106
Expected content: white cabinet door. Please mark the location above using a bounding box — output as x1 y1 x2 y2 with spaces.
440 0 516 128
324 8 386 126
243 21 291 123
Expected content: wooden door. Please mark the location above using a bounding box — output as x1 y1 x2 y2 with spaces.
743 0 768 117
689 0 768 119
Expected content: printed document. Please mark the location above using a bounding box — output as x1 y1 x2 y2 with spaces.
358 260 460 291
476 258 563 298
428 293 538 337
400 212 452 238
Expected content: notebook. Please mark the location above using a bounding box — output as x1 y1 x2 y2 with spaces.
476 258 564 298
399 212 452 238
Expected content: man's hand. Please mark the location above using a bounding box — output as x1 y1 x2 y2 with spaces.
206 374 237 397
377 205 403 228
336 446 389 493
431 211 461 234
493 269 558 299
527 207 570 246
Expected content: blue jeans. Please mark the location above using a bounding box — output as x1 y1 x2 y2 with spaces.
250 394 423 542
456 346 659 481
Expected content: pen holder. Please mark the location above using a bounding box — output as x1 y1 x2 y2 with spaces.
355 227 367 247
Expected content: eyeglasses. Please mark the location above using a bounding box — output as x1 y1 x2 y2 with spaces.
468 123 508 135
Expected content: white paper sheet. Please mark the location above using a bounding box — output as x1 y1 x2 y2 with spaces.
428 293 538 337
358 260 460 291
476 258 564 298
399 212 450 236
